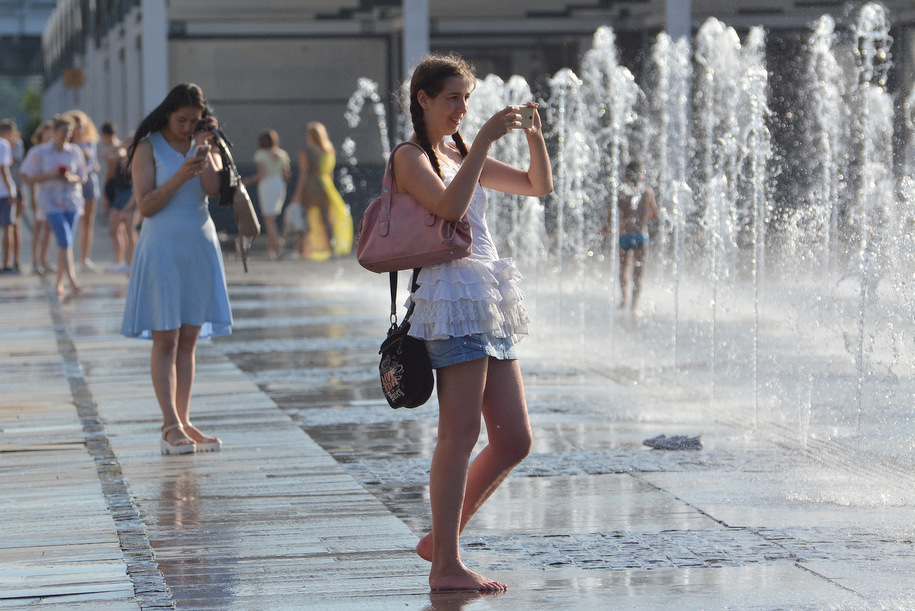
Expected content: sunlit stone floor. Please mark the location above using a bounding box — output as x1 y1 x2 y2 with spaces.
1 243 912 610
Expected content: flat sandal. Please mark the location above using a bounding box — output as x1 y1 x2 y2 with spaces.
160 423 196 455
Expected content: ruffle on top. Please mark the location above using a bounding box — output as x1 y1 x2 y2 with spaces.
406 256 530 342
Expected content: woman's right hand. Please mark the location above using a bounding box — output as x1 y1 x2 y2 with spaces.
179 152 209 183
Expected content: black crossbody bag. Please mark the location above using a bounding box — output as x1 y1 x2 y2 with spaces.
379 269 434 409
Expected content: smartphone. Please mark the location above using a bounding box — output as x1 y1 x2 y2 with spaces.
193 144 210 159
517 106 534 129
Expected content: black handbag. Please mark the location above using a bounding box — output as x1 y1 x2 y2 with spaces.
379 269 434 409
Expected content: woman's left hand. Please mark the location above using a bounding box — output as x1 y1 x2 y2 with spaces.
521 102 543 136
194 117 219 145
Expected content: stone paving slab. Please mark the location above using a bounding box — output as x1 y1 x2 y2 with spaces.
0 284 138 610
2 222 915 609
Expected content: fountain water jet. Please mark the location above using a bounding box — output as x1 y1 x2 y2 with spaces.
344 4 915 473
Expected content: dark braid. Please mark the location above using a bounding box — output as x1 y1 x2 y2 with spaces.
452 132 469 157
411 104 442 179
408 53 476 179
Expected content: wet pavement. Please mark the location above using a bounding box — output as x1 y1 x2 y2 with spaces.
2 221 914 609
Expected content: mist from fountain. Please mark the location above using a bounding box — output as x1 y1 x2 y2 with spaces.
344 3 915 475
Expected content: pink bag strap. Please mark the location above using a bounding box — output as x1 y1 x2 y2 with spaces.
378 141 428 237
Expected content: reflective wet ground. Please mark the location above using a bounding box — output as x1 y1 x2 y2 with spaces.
2 234 914 609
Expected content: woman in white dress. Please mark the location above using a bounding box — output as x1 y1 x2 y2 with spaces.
244 128 289 259
392 53 552 592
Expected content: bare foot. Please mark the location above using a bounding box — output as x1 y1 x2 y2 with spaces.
430 564 507 593
55 285 66 299
416 534 433 562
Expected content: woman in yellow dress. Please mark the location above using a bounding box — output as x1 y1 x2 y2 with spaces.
292 121 352 260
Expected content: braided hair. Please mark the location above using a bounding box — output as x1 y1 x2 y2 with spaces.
408 53 475 179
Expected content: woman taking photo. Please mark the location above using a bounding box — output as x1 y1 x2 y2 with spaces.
393 54 552 592
120 83 231 455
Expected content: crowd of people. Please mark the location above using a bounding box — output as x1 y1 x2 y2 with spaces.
0 112 140 297
0 109 355 295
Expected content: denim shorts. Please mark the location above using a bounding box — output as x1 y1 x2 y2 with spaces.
47 210 78 248
424 333 518 369
0 197 10 226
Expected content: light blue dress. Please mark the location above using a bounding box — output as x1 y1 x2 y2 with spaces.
121 132 232 339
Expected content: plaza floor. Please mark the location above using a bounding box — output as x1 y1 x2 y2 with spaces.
1 219 913 610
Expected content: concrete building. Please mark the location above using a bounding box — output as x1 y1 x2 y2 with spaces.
0 1 56 124
38 0 915 215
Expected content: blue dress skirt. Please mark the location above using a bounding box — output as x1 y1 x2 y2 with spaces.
121 132 232 339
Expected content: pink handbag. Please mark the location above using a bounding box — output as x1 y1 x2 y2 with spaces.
357 142 472 273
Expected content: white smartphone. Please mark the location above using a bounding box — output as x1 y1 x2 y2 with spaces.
517 106 534 129
193 144 210 159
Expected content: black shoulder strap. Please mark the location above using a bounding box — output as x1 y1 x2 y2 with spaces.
389 268 421 330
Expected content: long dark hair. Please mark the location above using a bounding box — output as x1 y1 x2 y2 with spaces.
127 83 211 170
408 53 475 179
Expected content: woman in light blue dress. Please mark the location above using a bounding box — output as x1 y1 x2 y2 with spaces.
121 83 231 455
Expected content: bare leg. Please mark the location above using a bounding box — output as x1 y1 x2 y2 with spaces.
39 223 52 268
631 245 648 311
31 215 41 269
417 359 532 567
11 202 20 268
108 211 125 265
426 357 508 592
263 214 279 258
55 246 81 297
170 324 219 445
150 329 195 448
54 248 66 296
619 248 632 308
1 225 9 268
79 198 97 266
320 202 334 254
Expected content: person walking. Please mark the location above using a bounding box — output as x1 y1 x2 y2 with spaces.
120 83 231 455
0 119 23 274
606 160 658 313
291 121 352 260
21 121 54 274
0 120 18 274
101 125 136 273
65 110 102 272
243 128 289 260
18 115 86 298
392 53 552 592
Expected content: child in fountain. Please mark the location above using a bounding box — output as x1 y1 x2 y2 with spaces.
606 160 658 313
392 53 552 592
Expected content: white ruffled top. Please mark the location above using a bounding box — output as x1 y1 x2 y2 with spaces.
406 163 530 342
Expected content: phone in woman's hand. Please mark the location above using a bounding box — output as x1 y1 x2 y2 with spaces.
194 144 210 159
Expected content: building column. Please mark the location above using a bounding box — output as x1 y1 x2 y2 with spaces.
402 0 429 79
140 0 168 115
666 0 692 41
